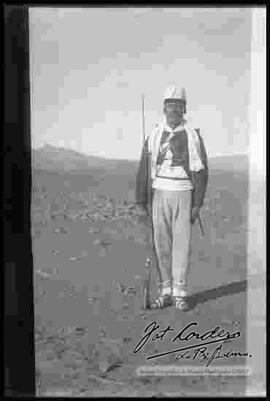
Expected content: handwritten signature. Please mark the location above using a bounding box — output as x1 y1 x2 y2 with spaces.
176 343 251 366
133 321 252 365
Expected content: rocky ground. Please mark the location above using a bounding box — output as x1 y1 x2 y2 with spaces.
32 167 251 397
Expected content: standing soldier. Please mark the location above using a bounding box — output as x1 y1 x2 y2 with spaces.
136 86 208 311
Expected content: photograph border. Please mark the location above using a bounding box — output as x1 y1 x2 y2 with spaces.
3 3 267 397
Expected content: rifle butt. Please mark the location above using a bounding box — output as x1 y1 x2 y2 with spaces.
142 257 151 310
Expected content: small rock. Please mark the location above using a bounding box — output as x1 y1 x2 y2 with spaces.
124 287 136 296
75 327 88 336
100 240 111 247
54 227 70 234
99 359 110 373
123 337 132 344
64 285 77 297
88 297 99 304
69 256 82 262
88 227 100 234
35 269 51 279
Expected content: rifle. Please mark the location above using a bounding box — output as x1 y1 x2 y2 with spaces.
142 257 151 309
140 94 155 309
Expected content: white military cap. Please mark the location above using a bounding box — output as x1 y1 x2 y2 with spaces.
163 85 186 102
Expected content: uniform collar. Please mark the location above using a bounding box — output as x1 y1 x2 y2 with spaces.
163 120 187 133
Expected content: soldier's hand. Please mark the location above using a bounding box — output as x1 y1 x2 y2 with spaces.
136 204 151 225
190 206 200 225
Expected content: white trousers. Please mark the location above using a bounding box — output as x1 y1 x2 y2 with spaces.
152 189 192 296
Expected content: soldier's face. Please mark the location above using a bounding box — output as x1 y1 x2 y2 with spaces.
164 101 185 127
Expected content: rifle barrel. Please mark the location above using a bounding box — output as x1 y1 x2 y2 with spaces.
141 94 145 143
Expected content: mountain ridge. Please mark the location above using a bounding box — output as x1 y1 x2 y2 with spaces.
32 143 249 171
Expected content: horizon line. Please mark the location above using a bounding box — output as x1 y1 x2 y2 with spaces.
32 143 249 160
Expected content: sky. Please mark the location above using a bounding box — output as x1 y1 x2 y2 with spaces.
29 7 252 160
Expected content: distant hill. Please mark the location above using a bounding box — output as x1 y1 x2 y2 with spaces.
33 144 104 170
32 143 249 172
32 144 139 178
208 153 249 172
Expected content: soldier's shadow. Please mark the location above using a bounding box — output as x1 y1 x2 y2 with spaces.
188 279 248 311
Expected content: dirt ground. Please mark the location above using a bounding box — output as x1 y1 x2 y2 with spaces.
32 165 251 397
